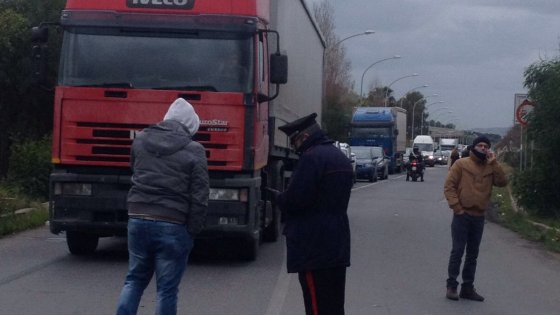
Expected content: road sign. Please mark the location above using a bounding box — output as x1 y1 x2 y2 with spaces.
515 99 535 126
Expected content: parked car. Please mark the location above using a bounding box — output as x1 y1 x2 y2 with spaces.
335 142 356 182
351 146 378 182
370 146 390 180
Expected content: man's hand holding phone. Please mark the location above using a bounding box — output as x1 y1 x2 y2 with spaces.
486 150 496 164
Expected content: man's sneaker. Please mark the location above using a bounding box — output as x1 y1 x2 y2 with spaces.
446 287 459 301
459 287 485 301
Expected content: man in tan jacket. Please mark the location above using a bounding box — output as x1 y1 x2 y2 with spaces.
444 136 508 302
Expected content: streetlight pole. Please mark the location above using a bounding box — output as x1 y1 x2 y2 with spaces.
323 30 374 125
384 73 419 106
429 108 452 121
421 101 445 135
329 30 375 49
360 55 401 99
411 94 439 140
424 102 449 120
399 84 429 107
424 107 451 134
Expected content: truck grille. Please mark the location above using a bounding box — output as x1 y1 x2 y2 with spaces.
65 122 230 167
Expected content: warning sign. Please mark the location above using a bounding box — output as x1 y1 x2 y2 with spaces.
515 99 535 126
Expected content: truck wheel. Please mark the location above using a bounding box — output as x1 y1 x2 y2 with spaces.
66 231 99 256
263 202 280 242
241 237 259 261
263 160 284 242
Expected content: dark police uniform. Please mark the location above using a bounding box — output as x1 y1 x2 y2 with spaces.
276 113 354 315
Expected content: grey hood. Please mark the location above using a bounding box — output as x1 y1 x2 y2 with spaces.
164 98 200 135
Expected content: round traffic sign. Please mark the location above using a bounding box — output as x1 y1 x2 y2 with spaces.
516 100 535 126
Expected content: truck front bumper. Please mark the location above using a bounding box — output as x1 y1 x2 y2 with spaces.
49 172 130 236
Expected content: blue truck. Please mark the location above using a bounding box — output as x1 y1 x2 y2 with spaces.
349 107 407 173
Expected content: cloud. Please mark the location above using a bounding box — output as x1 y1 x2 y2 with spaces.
306 0 560 128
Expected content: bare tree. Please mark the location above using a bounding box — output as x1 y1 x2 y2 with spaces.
313 0 354 141
314 1 352 96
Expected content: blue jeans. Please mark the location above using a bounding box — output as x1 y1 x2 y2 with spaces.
117 218 193 315
447 213 485 289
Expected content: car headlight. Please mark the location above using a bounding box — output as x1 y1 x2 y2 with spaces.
209 188 248 202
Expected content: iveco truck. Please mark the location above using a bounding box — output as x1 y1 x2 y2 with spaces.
32 0 325 260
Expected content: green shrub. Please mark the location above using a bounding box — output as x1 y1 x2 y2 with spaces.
500 151 520 168
6 136 52 199
513 168 560 219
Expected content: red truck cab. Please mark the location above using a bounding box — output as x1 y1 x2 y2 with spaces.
32 0 290 259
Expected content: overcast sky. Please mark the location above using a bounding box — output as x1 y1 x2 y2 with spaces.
305 0 560 130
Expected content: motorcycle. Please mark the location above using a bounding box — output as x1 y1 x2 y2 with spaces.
406 160 424 182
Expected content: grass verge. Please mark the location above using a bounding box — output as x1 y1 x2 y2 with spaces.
491 185 560 253
0 187 49 238
0 204 49 237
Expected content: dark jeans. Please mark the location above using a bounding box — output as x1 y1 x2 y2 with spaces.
298 266 346 315
117 218 193 315
447 213 485 289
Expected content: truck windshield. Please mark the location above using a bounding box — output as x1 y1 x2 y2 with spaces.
59 28 254 93
415 143 434 152
350 127 390 138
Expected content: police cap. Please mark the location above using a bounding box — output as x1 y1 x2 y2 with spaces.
278 113 319 139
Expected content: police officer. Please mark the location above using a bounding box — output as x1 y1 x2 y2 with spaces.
269 113 354 315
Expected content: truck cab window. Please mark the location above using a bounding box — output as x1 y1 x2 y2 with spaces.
59 28 254 93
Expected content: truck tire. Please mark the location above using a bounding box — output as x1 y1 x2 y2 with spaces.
263 201 280 242
66 231 99 256
263 161 283 242
241 237 259 261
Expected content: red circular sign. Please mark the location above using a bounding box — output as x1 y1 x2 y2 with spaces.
516 100 535 126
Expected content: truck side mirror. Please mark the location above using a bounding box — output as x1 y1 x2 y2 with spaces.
270 53 288 84
31 44 48 85
258 52 288 103
31 26 50 86
31 26 49 44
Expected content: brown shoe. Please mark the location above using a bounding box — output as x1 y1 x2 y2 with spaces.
459 287 485 301
446 287 459 301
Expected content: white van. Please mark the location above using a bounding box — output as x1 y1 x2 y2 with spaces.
413 135 436 166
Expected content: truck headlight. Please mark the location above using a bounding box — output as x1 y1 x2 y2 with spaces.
209 188 248 202
55 183 92 196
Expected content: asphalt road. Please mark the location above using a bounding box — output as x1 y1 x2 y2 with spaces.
1 165 559 314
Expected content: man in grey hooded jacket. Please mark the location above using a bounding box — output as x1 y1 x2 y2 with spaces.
117 98 209 315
